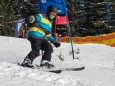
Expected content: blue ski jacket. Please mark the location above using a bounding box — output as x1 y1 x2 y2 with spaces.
27 13 57 44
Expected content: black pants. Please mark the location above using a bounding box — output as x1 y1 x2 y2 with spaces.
25 37 53 63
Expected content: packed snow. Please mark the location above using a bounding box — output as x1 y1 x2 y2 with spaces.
0 36 115 86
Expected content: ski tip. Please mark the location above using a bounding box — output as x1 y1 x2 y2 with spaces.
65 66 85 71
82 66 85 69
17 62 21 66
78 66 85 70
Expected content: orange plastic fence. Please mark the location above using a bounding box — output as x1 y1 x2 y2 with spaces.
62 32 115 47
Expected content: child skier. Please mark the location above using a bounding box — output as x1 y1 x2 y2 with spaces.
21 6 61 69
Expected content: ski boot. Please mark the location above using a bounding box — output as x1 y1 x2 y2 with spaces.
21 58 34 68
40 60 55 69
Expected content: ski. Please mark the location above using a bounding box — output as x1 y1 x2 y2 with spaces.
17 63 85 74
36 64 62 74
48 70 62 73
17 63 62 74
60 66 85 71
36 65 85 72
45 66 85 73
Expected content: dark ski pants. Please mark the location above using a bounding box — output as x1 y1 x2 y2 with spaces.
25 37 53 63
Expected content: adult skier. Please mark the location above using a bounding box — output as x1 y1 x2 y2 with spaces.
21 6 61 69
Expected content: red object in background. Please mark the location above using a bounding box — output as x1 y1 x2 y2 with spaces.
55 15 68 25
54 15 68 39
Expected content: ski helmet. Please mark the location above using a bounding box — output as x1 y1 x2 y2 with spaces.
47 6 58 14
46 6 58 20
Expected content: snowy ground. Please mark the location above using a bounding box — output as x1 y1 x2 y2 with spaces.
0 36 115 86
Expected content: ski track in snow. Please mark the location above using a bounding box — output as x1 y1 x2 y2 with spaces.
0 61 99 86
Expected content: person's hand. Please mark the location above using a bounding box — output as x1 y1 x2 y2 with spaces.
54 42 61 48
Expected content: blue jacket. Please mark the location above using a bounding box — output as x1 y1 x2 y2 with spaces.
27 14 57 43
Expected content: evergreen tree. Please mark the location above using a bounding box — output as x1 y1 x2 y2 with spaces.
0 0 16 36
0 0 114 37
66 0 115 36
66 0 78 36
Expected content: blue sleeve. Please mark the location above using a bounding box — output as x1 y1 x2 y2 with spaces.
35 14 42 22
46 34 57 44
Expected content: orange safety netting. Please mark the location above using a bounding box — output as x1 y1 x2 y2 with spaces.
0 21 14 24
62 32 115 47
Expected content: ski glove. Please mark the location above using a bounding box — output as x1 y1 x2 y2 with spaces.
54 42 61 48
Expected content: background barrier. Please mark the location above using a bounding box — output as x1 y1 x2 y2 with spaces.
62 32 115 47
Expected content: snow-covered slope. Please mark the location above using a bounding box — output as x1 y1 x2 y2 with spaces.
0 36 115 86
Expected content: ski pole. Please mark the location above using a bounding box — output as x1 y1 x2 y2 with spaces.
63 0 75 59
